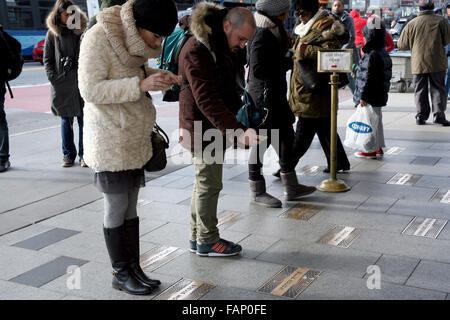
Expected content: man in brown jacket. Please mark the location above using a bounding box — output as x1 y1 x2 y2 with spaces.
178 2 260 257
398 0 450 126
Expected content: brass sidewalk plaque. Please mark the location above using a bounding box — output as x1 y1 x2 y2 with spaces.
402 217 447 239
317 225 361 248
153 278 215 300
140 246 185 271
257 265 321 299
279 203 322 221
386 173 422 186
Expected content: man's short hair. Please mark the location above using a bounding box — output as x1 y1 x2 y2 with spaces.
225 7 256 30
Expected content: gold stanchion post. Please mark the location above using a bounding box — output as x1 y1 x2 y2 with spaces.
317 72 350 192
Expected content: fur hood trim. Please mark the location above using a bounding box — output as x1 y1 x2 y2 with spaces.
46 5 88 36
295 9 345 40
322 19 345 40
190 1 224 44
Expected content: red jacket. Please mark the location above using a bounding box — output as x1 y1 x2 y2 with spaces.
350 10 367 47
385 31 394 52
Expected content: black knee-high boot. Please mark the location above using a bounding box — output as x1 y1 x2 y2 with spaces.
103 225 153 295
123 217 161 288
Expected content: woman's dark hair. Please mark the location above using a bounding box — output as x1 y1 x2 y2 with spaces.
257 10 291 52
293 0 319 15
50 0 76 26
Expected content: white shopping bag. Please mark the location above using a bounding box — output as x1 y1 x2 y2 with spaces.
344 105 379 153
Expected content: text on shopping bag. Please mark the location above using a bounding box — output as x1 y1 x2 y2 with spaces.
348 122 373 134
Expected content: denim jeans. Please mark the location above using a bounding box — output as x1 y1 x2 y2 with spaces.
61 116 83 161
0 82 9 161
445 56 450 98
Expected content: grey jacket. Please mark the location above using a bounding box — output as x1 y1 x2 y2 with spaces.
43 7 87 117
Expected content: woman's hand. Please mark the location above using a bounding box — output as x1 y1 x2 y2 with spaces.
360 99 368 107
139 71 182 92
297 42 308 56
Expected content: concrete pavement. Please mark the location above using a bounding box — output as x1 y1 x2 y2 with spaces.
1 87 450 300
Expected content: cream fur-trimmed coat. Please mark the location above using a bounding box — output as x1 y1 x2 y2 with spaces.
78 0 161 172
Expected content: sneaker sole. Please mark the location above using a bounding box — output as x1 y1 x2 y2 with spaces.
354 155 377 159
196 250 242 257
189 248 197 253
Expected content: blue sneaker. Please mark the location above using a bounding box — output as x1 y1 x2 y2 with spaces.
196 238 242 257
189 240 197 253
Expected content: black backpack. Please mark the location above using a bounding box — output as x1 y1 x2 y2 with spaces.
0 27 24 98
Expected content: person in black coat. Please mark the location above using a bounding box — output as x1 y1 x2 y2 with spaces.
353 18 392 158
247 0 316 207
44 0 87 168
0 25 10 172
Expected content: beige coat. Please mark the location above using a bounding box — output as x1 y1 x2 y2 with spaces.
397 10 450 74
78 0 161 172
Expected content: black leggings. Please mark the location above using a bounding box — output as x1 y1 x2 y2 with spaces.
248 126 297 181
292 117 350 170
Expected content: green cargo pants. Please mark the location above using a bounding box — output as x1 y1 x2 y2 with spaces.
190 152 223 245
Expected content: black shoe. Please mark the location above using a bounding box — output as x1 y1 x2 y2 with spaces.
123 218 161 288
0 159 10 173
272 168 281 178
323 166 350 173
416 115 426 125
103 225 153 295
433 114 450 126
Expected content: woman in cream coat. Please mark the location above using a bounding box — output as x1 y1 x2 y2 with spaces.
78 0 181 296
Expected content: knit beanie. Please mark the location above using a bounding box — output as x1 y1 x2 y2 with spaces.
133 0 178 37
256 0 291 17
294 0 319 13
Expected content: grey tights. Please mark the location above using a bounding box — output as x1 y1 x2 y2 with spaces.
103 187 139 228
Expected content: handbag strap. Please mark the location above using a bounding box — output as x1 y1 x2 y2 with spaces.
140 65 168 146
153 122 169 146
140 65 152 100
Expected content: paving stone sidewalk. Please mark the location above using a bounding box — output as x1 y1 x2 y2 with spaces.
1 91 450 300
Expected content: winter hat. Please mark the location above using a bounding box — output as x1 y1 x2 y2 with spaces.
256 0 291 17
132 0 178 36
294 0 319 13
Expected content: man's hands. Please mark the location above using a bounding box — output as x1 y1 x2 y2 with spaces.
360 99 368 107
236 128 264 148
139 70 182 92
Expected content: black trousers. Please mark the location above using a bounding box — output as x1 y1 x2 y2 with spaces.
248 126 296 181
292 117 350 170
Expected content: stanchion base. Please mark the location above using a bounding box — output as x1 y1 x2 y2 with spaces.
317 179 351 193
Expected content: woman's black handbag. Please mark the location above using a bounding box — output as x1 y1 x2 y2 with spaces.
144 123 169 172
297 59 329 93
297 59 350 93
